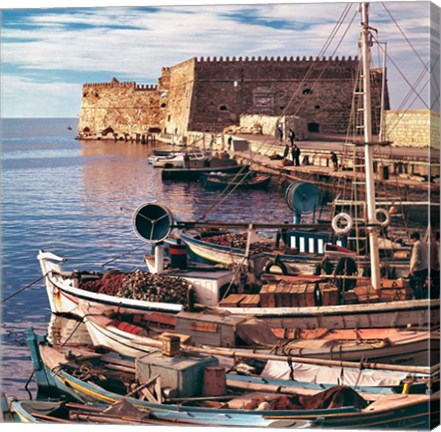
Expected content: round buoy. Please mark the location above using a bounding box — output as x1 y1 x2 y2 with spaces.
376 208 391 228
331 212 353 235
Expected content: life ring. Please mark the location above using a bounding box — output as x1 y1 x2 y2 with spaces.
376 208 391 228
332 212 353 235
264 259 288 275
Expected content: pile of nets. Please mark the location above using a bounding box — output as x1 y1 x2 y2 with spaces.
78 270 190 304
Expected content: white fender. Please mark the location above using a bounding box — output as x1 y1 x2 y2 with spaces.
332 212 353 235
376 208 391 228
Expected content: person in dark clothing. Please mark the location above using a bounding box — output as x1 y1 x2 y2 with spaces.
227 135 233 150
288 128 296 145
292 144 301 166
276 125 283 144
330 151 338 171
283 143 290 159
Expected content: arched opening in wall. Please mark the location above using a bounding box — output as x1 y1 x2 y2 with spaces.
303 88 313 95
219 105 228 112
101 126 114 136
314 105 321 109
161 103 167 108
308 122 320 133
279 106 285 112
83 127 91 133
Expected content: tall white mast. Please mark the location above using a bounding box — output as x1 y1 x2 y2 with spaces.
360 2 381 290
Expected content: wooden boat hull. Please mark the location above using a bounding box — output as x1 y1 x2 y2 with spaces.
201 173 271 189
179 232 410 277
27 329 438 429
38 250 439 330
161 164 245 180
82 307 438 366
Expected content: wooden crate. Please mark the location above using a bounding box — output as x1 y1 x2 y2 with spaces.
259 284 277 308
354 284 380 303
176 311 245 347
239 294 260 308
321 285 339 306
342 290 358 304
290 283 317 307
219 294 246 307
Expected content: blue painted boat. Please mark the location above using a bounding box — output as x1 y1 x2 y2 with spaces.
28 328 438 429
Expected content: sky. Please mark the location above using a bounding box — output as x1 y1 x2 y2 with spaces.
1 0 440 118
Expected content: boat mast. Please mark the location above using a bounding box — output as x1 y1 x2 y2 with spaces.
360 2 381 290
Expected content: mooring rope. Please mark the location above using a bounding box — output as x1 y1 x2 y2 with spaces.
1 272 49 304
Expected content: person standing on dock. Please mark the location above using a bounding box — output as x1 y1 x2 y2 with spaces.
292 144 301 166
288 128 296 145
228 135 233 150
276 124 283 144
330 151 338 171
283 143 290 159
409 231 429 298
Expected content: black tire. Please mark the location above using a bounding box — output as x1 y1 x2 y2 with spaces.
264 259 288 275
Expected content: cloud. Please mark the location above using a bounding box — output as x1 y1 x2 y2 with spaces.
1 2 436 117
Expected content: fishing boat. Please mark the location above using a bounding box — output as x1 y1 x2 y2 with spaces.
37 232 436 331
161 156 246 180
78 302 437 366
2 395 260 426
149 150 208 168
27 328 439 429
201 170 271 189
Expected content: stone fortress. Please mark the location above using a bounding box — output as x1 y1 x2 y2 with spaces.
78 55 388 140
78 55 439 148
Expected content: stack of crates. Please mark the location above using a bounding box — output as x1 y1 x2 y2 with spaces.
260 281 318 307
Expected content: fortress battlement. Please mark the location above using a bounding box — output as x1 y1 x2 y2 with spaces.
195 55 358 63
82 81 157 91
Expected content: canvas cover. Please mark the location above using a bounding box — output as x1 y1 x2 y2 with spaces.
261 360 410 387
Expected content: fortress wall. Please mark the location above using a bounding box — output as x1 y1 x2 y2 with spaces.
77 56 388 138
384 110 440 149
163 58 196 135
182 56 383 133
78 81 164 139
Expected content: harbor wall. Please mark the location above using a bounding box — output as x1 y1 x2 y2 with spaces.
384 110 440 149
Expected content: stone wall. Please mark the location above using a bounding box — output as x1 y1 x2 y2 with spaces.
238 114 308 140
77 56 388 139
384 110 440 149
185 56 387 134
78 79 164 139
163 59 196 136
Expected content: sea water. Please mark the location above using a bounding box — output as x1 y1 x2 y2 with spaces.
1 118 295 398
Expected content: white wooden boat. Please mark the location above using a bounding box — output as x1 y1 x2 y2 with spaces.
38 250 438 330
79 303 438 367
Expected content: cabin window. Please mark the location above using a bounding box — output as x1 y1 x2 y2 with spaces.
291 236 296 249
318 239 324 254
299 237 305 253
309 238 315 253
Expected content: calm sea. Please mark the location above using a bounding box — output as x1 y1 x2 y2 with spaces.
1 118 296 398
